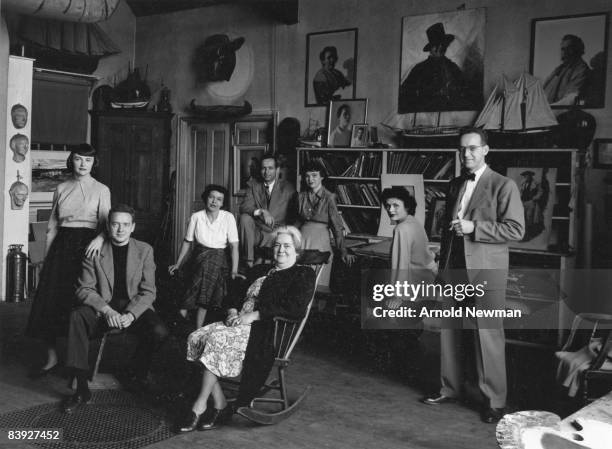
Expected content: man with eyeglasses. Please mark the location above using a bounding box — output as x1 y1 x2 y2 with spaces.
422 127 524 424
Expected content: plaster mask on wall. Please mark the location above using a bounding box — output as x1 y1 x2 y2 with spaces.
11 104 28 129
9 134 29 163
9 181 29 210
194 34 245 82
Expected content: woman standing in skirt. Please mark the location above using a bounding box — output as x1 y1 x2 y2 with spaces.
168 185 240 329
297 162 354 290
26 144 111 377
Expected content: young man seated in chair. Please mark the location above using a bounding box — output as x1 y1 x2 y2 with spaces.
63 204 169 413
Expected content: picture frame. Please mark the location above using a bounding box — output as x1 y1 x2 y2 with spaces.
327 98 368 148
427 197 447 241
531 12 609 109
506 167 557 251
31 150 71 202
398 8 485 113
593 138 612 168
305 28 358 107
233 144 269 194
377 174 425 237
350 124 369 148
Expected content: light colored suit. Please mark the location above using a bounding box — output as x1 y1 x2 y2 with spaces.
439 166 524 408
238 179 297 262
75 238 156 319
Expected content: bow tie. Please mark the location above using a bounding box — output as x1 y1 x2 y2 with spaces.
460 170 476 181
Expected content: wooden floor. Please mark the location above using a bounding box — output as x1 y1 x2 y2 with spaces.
0 301 501 449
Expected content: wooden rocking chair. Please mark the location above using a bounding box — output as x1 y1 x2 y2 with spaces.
232 249 330 425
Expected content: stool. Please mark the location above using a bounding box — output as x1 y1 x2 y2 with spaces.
88 328 124 389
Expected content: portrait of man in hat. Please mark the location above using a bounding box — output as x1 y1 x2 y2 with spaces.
398 10 485 113
507 167 556 249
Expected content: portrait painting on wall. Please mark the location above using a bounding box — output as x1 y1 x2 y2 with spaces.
531 12 609 109
233 144 269 194
31 150 72 201
398 8 485 113
377 174 425 237
305 28 358 107
327 99 367 148
11 104 28 129
507 167 557 251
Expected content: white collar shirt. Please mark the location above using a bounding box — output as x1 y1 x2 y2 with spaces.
457 164 487 220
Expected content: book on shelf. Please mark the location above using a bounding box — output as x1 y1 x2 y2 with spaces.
336 183 380 206
387 152 454 179
340 209 378 234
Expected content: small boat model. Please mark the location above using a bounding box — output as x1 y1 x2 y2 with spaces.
188 100 252 120
474 73 558 148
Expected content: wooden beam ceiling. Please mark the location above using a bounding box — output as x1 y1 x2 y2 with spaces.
125 0 298 24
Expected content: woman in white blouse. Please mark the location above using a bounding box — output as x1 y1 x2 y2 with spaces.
26 144 111 378
169 185 240 328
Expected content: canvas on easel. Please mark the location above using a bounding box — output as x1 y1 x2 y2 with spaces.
377 174 425 237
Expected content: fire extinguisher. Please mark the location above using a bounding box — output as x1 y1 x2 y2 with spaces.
6 244 27 303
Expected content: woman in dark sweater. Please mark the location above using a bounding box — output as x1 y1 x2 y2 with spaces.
178 226 316 432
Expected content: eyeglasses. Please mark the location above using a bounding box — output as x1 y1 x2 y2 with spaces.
458 145 483 153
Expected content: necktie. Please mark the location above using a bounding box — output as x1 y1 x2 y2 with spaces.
265 185 271 206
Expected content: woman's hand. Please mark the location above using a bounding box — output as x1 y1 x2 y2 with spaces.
224 309 239 326
168 264 180 276
85 235 105 258
231 272 246 280
341 252 356 266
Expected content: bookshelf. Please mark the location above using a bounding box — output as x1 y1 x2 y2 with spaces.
297 146 581 347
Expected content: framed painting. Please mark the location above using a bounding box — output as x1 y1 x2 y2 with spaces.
327 98 368 148
427 197 447 241
531 12 609 108
350 124 369 148
305 28 357 107
507 167 557 251
593 138 612 168
377 174 425 237
398 8 485 113
31 150 71 202
233 144 269 194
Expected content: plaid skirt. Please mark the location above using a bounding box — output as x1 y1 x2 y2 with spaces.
179 245 228 310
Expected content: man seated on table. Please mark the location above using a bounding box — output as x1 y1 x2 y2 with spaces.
62 204 169 413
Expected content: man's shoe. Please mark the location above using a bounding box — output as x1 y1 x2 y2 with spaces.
197 406 232 431
481 407 505 423
421 394 457 405
62 391 91 414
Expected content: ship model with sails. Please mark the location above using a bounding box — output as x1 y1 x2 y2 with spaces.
474 73 558 148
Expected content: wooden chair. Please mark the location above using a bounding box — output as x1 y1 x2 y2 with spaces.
557 313 612 404
231 249 330 425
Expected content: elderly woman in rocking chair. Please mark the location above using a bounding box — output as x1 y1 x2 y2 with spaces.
178 225 316 432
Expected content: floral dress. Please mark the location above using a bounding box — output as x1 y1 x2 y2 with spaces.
186 275 267 377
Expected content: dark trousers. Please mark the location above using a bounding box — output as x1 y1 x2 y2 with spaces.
66 306 169 378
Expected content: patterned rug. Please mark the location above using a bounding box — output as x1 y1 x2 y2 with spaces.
0 390 176 449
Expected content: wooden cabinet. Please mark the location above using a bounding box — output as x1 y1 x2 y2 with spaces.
90 110 173 245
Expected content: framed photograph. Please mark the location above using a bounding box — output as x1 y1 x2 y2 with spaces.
427 198 447 241
305 28 357 107
531 12 609 108
350 124 368 148
233 144 269 194
327 98 368 148
593 139 612 168
507 167 557 251
31 150 71 202
377 174 425 237
398 8 485 113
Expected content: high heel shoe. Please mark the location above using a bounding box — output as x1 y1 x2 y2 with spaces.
197 406 232 431
177 411 203 433
28 363 59 379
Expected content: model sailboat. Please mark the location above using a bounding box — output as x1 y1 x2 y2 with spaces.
475 73 557 146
